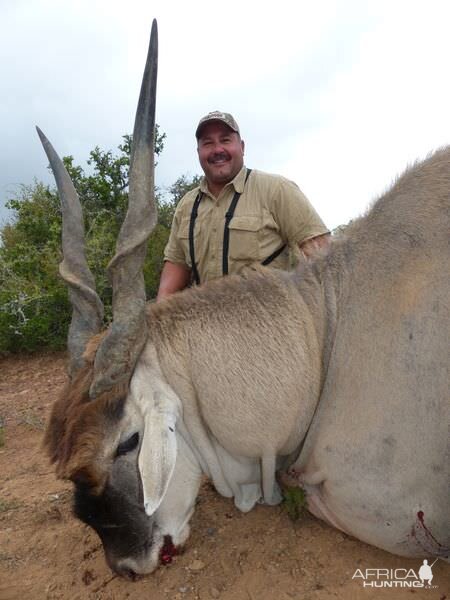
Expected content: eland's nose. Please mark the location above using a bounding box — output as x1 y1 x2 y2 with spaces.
116 564 141 581
108 556 143 581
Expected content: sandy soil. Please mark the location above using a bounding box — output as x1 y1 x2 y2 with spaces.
0 352 448 600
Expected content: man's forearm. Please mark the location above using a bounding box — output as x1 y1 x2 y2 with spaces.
156 261 192 301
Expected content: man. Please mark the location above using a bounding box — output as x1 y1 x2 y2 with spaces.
157 111 330 301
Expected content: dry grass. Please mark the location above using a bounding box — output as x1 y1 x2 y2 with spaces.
18 410 45 431
0 498 22 513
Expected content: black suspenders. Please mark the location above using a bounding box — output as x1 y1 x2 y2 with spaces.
188 192 203 286
222 168 252 276
188 168 285 285
261 242 287 266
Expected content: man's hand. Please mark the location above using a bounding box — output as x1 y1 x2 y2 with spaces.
299 233 331 260
156 261 192 301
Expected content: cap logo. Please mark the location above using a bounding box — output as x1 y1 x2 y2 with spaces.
207 111 225 119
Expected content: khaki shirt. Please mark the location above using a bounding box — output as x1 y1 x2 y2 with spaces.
164 166 328 283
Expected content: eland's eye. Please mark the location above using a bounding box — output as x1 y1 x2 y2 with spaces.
116 432 139 457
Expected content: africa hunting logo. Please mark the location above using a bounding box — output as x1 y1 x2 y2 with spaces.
352 559 439 589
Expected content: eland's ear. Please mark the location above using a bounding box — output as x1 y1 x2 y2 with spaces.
138 396 178 516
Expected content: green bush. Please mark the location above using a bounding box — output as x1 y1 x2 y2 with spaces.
0 132 200 354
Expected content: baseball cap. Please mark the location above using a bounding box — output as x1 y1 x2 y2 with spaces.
195 111 240 138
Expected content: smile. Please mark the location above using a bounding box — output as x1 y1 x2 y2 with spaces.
208 154 230 165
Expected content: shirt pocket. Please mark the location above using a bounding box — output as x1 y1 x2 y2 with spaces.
178 216 201 267
228 215 262 261
262 210 279 233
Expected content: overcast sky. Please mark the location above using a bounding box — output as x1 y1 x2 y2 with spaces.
1 0 449 230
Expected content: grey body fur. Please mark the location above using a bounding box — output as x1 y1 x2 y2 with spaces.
148 147 449 558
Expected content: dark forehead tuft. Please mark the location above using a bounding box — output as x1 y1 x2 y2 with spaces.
43 332 130 487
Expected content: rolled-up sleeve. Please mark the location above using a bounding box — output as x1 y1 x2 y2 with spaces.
163 207 188 265
272 178 329 246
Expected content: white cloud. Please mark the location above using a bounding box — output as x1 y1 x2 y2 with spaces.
1 0 449 230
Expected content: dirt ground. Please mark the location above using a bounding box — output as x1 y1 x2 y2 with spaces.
0 352 448 600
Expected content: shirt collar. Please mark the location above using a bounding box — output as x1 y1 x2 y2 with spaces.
199 165 248 196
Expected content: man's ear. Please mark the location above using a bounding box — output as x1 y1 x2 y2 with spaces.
241 139 245 155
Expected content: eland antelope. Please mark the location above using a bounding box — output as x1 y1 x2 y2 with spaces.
39 20 450 579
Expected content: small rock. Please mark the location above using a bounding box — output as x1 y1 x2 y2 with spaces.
81 569 95 586
210 587 220 598
206 527 216 536
179 585 189 593
189 559 205 571
47 506 62 521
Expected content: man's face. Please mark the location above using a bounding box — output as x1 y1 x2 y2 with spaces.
197 121 245 190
